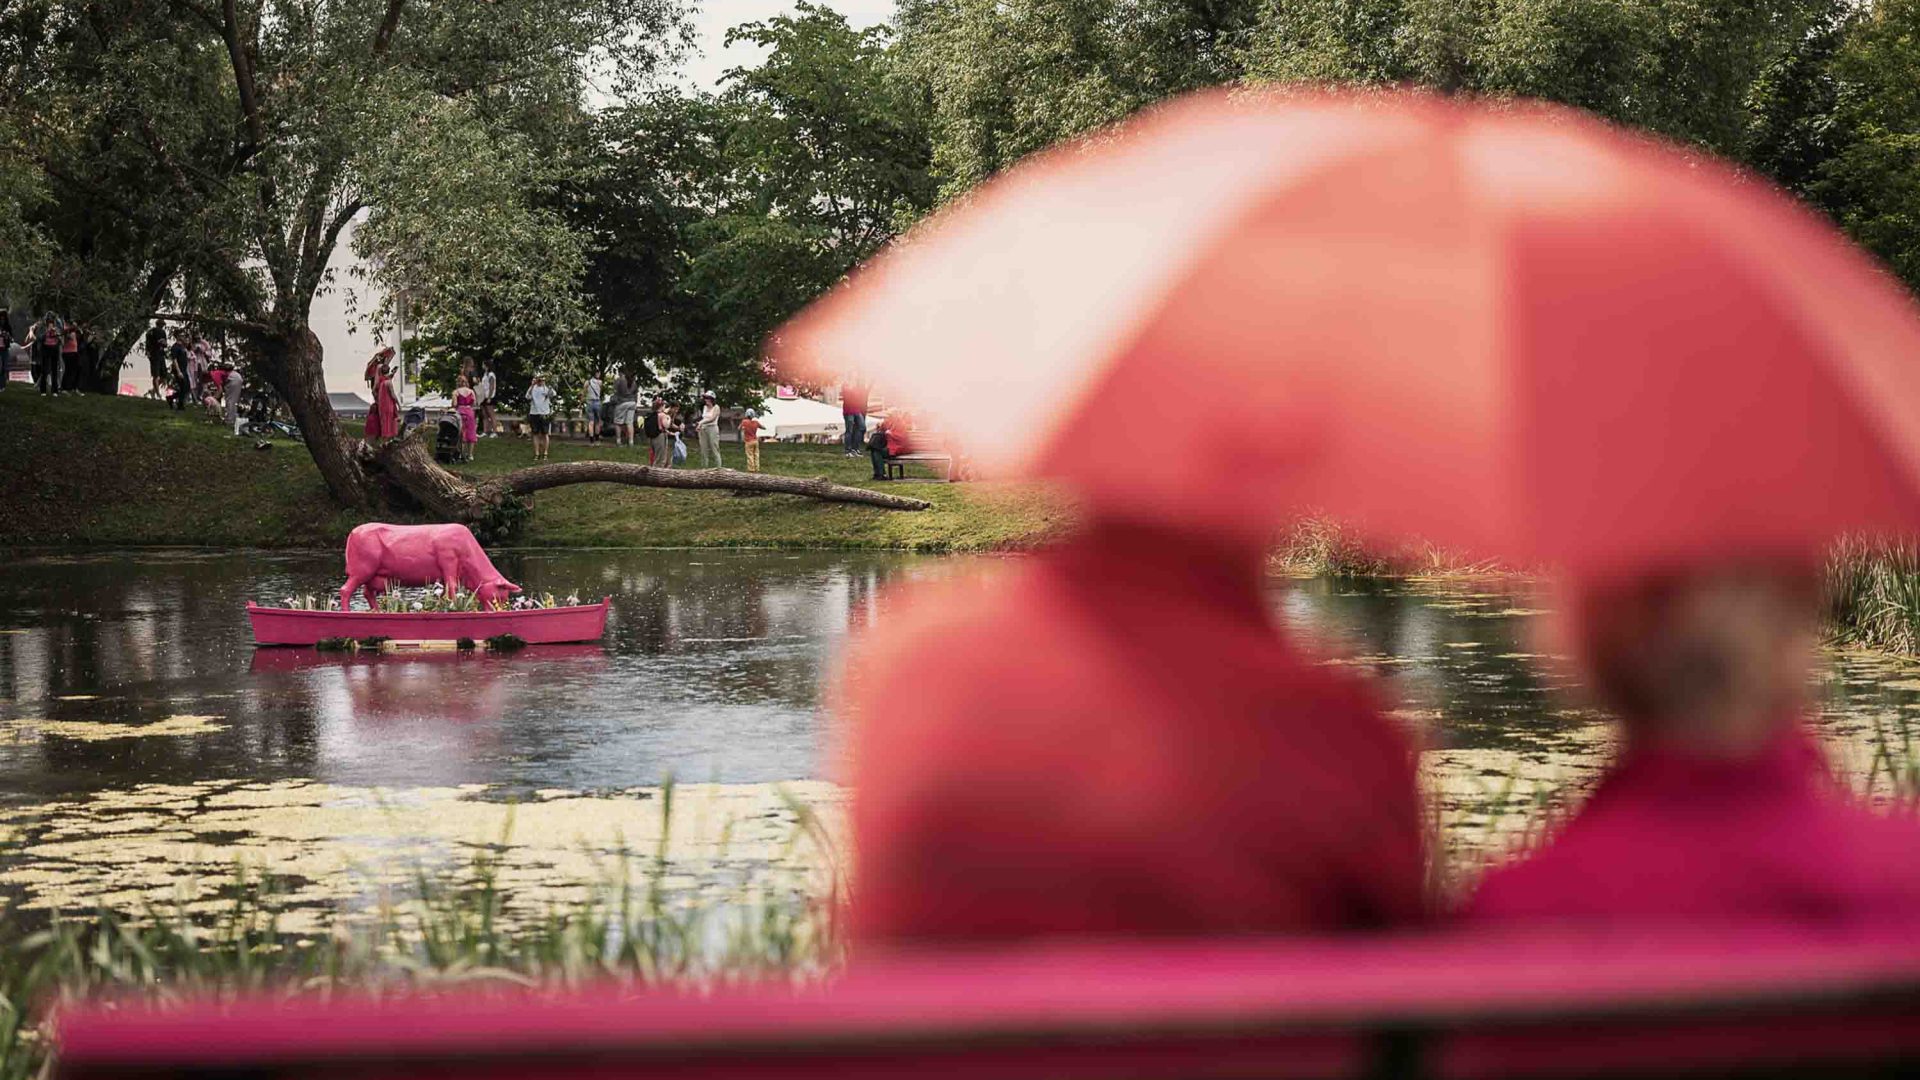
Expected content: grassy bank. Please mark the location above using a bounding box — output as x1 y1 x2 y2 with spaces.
0 391 1068 551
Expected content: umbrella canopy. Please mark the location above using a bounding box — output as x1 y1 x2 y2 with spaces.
778 90 1920 570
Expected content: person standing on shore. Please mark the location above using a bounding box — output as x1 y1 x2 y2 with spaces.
527 372 554 461
740 410 763 473
224 364 246 435
167 332 191 410
454 375 479 462
697 391 722 468
59 324 80 393
477 363 497 437
646 396 670 467
584 371 604 447
145 324 167 398
612 370 637 447
33 314 62 395
841 380 868 457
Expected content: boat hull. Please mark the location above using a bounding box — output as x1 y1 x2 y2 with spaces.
247 600 610 647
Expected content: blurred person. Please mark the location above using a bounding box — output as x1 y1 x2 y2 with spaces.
527 372 554 461
454 375 478 462
841 379 868 457
740 410 763 473
1465 563 1920 927
697 390 722 468
842 521 1427 948
584 370 604 446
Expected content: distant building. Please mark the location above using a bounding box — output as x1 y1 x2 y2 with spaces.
330 391 371 418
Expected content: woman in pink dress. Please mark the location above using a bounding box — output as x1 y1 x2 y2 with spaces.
453 375 478 462
365 362 399 441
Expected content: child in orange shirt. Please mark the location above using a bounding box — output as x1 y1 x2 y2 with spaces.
739 412 763 473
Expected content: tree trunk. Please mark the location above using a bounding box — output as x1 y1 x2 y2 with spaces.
258 325 371 507
361 429 930 525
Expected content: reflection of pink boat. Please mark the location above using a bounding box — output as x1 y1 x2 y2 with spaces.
246 599 610 647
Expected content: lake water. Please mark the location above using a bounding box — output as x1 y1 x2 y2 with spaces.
1 551 1915 917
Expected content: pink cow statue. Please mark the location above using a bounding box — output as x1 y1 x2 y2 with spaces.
340 523 522 611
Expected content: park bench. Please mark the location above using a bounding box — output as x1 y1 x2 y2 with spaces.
886 451 956 482
53 927 1920 1079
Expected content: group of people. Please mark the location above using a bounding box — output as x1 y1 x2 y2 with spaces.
139 322 253 434
517 370 750 471
2 311 105 395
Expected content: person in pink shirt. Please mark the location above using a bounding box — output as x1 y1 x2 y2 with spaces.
1465 562 1920 929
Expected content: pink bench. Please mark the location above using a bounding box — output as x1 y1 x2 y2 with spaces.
54 928 1920 1078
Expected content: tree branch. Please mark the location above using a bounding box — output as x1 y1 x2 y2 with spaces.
372 0 407 56
492 460 933 510
151 311 274 338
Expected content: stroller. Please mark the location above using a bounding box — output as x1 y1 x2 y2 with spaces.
434 419 463 464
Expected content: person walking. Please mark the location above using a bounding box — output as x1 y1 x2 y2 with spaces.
841 380 868 457
454 374 479 462
584 371 604 446
527 372 555 461
740 410 763 473
145 325 167 398
697 391 723 468
645 396 670 467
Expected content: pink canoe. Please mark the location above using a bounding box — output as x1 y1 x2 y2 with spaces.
246 599 610 646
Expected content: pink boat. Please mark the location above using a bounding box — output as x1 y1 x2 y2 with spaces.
246 599 610 647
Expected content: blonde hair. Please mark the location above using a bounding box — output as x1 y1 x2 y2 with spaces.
1564 563 1821 744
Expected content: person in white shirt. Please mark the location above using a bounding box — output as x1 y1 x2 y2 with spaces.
477 365 497 437
527 372 555 461
584 372 604 446
697 390 723 469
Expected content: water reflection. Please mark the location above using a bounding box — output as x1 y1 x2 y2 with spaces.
0 550 929 800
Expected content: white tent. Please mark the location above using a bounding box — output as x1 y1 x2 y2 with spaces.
755 396 844 440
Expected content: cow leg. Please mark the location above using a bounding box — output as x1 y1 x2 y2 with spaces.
340 575 366 612
438 554 462 601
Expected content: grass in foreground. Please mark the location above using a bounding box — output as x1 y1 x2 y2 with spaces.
0 392 1070 551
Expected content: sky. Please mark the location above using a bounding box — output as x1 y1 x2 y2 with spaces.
680 0 895 91
318 0 896 395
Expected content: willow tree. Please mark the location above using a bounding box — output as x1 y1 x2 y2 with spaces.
6 0 685 505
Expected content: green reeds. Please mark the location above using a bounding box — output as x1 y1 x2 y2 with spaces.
0 786 843 1080
1825 537 1920 656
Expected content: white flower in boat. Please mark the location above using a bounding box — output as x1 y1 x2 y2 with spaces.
410 601 424 611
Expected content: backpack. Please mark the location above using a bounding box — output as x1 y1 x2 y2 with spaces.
643 412 662 439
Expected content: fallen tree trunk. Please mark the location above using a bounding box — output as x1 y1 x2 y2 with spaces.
358 430 931 534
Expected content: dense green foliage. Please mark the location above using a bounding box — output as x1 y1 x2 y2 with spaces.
892 0 1920 292
7 0 1920 499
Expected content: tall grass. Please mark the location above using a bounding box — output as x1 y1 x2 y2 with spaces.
1825 537 1920 656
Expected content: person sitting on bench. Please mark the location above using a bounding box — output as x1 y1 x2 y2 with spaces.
869 414 909 482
